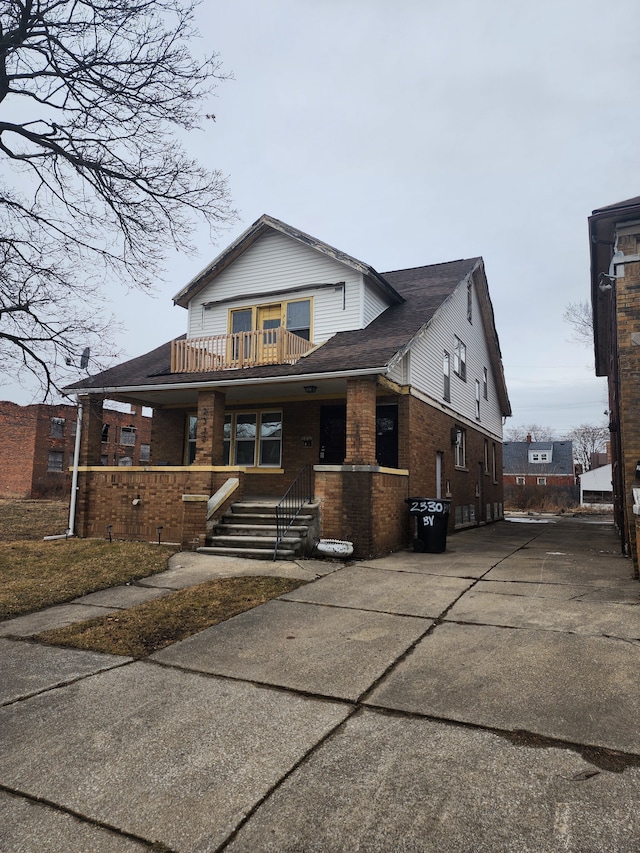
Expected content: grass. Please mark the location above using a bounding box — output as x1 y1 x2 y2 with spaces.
35 576 305 658
0 499 70 541
0 538 178 620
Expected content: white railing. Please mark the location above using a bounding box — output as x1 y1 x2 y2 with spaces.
171 328 313 373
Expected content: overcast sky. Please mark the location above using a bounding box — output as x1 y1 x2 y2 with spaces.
6 0 640 434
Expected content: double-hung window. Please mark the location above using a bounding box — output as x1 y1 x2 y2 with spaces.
453 336 466 381
50 417 65 438
454 427 466 468
222 411 283 467
443 351 451 401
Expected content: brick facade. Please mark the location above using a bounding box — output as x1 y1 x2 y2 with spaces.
0 400 152 499
72 384 505 555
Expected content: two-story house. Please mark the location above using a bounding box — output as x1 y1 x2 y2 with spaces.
502 437 576 508
66 215 511 558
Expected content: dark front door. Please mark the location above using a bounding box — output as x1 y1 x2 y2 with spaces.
376 404 398 468
319 405 346 464
319 403 399 467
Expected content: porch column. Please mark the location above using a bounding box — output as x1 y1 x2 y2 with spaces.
344 376 377 465
78 395 104 466
194 389 226 465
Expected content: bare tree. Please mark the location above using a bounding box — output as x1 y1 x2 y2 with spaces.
566 423 609 472
0 0 235 395
504 424 556 442
563 300 593 346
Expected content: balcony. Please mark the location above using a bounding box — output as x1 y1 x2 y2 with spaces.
171 328 314 373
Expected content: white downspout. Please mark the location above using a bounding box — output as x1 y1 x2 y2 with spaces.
68 397 83 536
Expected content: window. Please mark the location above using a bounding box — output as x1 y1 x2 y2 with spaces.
101 455 108 466
139 444 151 463
119 456 133 466
529 450 550 463
537 476 547 485
286 300 311 341
475 380 480 420
70 421 77 437
483 367 488 400
516 476 526 485
223 414 231 465
47 451 64 472
467 281 473 323
120 426 136 446
101 423 109 442
443 351 451 401
229 299 312 341
453 336 466 381
492 443 497 482
259 412 282 466
484 439 489 474
186 415 197 464
50 417 65 437
454 427 466 468
235 413 257 465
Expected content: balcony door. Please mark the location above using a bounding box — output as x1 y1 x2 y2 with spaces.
258 304 281 362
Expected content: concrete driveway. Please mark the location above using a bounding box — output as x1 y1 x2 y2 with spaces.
1 516 639 852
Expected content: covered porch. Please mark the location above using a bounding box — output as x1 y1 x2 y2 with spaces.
72 374 411 558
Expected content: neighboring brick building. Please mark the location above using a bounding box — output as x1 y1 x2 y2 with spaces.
0 401 152 499
590 195 640 573
65 215 511 557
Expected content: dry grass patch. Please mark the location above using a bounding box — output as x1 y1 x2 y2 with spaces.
0 499 69 541
0 539 177 620
35 576 305 658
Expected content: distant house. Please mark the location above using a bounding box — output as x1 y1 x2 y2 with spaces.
579 464 613 509
503 436 576 506
589 195 640 573
0 401 152 499
64 215 511 557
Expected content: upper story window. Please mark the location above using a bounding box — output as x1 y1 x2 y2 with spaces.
475 380 481 420
50 417 65 437
467 281 473 323
443 351 451 401
48 450 64 471
229 298 312 342
453 336 466 381
529 450 551 463
483 367 488 400
120 426 137 446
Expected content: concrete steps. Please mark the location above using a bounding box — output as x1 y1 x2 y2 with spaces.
200 500 320 560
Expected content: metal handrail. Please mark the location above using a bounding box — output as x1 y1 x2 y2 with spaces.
274 465 313 560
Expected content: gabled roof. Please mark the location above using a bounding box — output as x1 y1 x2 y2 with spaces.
589 195 640 375
66 232 510 418
172 214 405 309
503 441 574 476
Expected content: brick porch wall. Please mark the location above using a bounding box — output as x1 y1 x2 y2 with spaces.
315 466 409 558
74 468 246 546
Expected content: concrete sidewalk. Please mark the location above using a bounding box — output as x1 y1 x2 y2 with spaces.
1 517 640 851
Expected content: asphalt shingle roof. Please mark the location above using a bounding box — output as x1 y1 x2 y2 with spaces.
503 441 574 476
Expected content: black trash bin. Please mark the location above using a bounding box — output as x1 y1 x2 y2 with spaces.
406 497 451 553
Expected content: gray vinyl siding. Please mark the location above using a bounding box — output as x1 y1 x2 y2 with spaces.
408 276 503 437
186 231 367 342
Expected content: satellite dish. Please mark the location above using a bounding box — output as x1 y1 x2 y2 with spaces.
80 347 90 369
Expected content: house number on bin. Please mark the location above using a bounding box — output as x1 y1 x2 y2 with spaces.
410 500 444 513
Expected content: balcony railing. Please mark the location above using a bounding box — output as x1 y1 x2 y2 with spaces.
171 328 314 373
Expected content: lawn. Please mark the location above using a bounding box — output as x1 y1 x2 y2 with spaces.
1 499 306 655
35 576 305 658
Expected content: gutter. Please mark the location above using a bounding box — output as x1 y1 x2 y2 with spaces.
68 365 391 398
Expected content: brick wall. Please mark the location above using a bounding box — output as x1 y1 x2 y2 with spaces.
613 236 640 568
0 401 152 499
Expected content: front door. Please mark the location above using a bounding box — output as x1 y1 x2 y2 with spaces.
319 405 346 464
258 304 281 362
376 404 398 468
